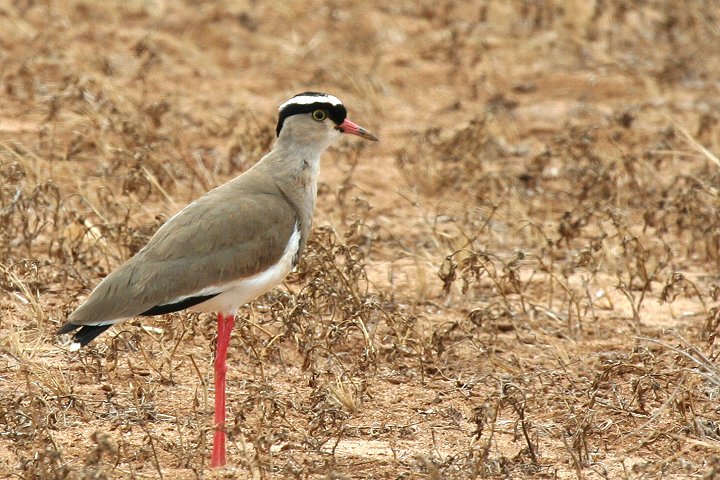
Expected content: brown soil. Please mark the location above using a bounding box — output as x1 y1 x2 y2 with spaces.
2 1 720 479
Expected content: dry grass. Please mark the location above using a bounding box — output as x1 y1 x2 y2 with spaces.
2 0 720 478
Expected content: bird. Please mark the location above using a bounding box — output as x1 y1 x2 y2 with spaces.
57 92 378 468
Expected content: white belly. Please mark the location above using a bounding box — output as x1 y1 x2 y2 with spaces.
188 227 300 315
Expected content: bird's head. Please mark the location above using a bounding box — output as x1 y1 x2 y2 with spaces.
276 92 378 150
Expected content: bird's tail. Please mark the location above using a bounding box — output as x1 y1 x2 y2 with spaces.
57 322 113 350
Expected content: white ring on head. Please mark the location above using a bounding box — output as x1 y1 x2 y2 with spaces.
279 93 343 111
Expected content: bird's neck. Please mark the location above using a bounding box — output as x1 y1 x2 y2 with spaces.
273 134 329 165
264 140 323 198
256 140 326 252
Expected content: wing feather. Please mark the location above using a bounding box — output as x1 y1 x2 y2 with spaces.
63 180 297 328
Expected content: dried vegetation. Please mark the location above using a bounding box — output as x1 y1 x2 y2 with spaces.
2 0 720 478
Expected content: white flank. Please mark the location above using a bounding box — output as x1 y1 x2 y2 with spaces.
184 225 301 315
72 225 301 331
279 93 342 111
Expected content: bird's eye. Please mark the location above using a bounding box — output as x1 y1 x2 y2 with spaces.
312 110 327 121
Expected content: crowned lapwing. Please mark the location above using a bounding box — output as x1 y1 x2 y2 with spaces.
57 92 378 467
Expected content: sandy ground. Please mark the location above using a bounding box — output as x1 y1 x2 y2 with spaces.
2 1 720 478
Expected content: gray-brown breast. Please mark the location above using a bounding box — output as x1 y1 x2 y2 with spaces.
68 175 298 326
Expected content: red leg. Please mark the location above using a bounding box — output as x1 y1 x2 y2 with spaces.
211 311 235 468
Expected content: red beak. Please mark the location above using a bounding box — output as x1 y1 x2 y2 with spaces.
335 118 378 141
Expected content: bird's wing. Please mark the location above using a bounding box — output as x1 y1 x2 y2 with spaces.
65 183 298 327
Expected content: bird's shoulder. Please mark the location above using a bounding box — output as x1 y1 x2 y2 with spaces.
137 177 297 263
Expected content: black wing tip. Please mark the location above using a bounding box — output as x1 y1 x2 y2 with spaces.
57 322 112 348
57 293 220 348
57 321 80 335
140 293 218 316
72 325 113 347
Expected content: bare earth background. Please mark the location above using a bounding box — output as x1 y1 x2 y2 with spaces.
2 1 720 478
